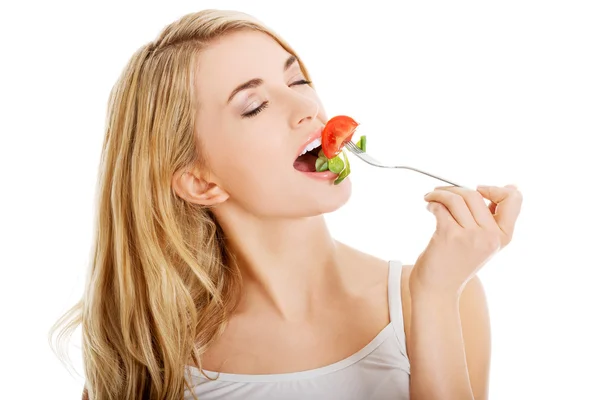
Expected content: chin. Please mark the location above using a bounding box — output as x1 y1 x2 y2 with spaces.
310 177 353 215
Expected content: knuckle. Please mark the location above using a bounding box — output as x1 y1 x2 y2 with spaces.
448 194 465 207
441 225 503 253
434 189 450 199
512 189 523 202
505 185 523 199
442 226 461 241
483 233 502 252
465 229 500 252
466 191 483 203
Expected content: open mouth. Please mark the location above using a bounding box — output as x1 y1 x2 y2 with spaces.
291 116 359 184
293 139 323 172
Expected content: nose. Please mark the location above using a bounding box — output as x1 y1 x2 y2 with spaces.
287 91 320 128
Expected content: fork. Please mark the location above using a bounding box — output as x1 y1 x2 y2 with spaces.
344 141 471 189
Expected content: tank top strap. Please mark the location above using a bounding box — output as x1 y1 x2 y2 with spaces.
387 260 409 357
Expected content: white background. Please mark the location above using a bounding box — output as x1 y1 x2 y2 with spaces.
1 1 599 399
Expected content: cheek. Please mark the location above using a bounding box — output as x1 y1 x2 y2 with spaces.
209 138 288 186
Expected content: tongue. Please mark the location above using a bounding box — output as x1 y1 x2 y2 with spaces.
294 153 318 172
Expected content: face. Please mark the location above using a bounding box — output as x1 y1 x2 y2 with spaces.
191 30 351 218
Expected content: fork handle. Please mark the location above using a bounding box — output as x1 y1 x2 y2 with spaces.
393 166 471 189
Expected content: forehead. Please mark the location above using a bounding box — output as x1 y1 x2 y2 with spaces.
195 30 293 102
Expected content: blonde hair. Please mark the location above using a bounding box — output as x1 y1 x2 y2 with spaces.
49 9 312 400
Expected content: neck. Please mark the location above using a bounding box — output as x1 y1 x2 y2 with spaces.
213 205 345 321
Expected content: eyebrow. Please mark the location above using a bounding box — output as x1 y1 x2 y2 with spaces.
226 55 298 104
283 55 297 71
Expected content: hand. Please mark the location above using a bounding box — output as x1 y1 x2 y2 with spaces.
410 185 523 296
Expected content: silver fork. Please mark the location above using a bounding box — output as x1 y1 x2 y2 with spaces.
344 141 470 189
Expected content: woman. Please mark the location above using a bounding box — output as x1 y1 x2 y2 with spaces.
50 9 522 400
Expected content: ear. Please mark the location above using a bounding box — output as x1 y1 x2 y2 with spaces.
171 167 229 206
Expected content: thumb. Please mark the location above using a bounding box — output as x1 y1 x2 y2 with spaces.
476 185 523 238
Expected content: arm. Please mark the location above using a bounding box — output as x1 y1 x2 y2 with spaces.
402 184 521 400
402 266 491 400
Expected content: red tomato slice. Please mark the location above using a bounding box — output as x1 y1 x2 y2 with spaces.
321 115 359 159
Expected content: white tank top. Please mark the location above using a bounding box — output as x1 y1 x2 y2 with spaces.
184 260 410 400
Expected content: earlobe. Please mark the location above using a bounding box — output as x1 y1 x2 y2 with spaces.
171 169 229 206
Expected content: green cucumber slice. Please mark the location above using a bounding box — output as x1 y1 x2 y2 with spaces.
315 157 329 172
334 151 351 185
327 154 345 174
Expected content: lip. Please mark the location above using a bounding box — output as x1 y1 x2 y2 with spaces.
296 126 324 158
301 170 340 181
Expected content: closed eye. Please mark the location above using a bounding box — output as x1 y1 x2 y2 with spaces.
290 79 312 87
242 101 269 118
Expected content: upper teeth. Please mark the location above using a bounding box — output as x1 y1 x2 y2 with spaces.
299 137 321 156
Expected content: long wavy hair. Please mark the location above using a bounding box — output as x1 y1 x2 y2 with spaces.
49 9 312 400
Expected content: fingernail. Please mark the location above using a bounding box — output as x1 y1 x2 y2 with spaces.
426 202 435 211
424 192 431 198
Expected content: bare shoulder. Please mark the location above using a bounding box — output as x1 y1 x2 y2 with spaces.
336 242 390 293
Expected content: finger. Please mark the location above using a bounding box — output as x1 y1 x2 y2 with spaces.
425 189 477 229
427 201 457 231
434 186 497 228
476 185 523 239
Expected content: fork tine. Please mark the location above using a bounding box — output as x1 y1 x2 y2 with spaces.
344 141 363 153
344 141 382 166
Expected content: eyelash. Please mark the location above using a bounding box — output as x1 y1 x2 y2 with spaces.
242 102 269 118
291 79 312 86
241 79 312 118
